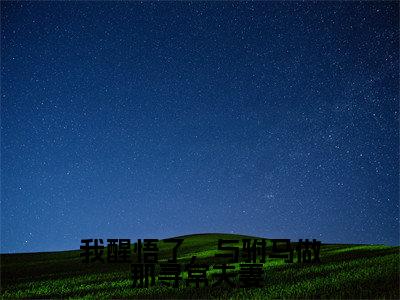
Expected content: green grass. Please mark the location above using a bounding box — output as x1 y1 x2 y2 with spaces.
1 233 399 299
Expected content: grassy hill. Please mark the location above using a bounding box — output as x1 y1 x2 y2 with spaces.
1 233 399 299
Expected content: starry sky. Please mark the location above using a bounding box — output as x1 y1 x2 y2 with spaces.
1 1 399 253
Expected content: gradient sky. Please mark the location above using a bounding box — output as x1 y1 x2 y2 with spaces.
1 1 399 253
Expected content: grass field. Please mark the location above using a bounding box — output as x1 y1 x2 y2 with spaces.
1 233 399 299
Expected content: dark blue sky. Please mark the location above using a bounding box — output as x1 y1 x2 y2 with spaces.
1 1 398 253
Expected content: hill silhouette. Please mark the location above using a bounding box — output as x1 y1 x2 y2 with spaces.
1 233 399 299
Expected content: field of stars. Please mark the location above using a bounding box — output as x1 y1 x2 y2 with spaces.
1 1 398 253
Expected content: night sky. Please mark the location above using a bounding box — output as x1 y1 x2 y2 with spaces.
1 1 399 253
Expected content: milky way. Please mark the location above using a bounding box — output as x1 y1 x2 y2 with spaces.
1 1 398 252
